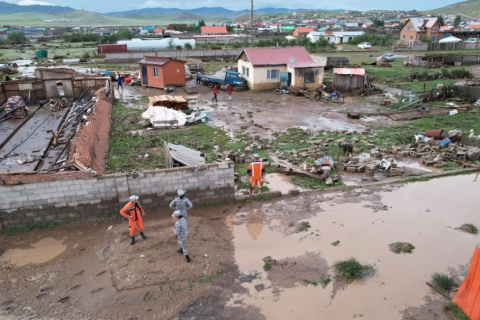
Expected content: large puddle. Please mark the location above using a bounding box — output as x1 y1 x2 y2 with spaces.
0 238 66 267
264 173 306 194
228 174 480 319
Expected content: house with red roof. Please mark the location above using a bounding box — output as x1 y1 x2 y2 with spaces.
235 47 324 90
201 26 228 35
293 27 314 37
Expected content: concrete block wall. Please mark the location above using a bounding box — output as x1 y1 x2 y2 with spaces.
0 162 234 229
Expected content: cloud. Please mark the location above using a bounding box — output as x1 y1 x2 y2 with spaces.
18 0 55 5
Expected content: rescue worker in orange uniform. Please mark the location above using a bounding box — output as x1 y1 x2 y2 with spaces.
120 195 147 245
247 154 265 195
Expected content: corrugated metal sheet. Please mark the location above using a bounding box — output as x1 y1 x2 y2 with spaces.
333 68 366 76
239 47 320 68
167 143 205 167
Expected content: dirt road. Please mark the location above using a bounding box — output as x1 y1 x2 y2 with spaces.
1 174 479 319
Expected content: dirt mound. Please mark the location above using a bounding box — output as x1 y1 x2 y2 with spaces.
263 252 329 289
105 215 235 291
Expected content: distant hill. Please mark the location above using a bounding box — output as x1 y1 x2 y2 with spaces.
106 7 342 20
426 0 480 16
0 1 74 14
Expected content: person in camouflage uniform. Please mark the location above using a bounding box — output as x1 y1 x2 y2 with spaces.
173 210 190 263
169 189 193 219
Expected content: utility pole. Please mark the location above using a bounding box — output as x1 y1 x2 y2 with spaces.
251 0 254 47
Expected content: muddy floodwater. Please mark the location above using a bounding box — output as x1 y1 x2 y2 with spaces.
0 238 66 267
264 173 306 194
229 174 480 319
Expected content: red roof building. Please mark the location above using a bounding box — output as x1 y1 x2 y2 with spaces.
293 27 314 37
201 26 228 35
235 47 323 90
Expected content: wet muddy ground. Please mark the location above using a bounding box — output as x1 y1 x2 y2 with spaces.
1 174 479 319
116 78 398 139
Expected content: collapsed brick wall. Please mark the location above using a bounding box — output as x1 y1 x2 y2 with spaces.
68 88 112 174
0 162 234 229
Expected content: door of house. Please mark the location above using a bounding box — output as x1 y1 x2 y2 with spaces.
142 66 148 85
431 35 436 43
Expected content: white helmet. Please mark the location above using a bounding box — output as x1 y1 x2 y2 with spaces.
129 195 139 202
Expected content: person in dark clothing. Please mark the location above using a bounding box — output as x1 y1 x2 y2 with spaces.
117 76 123 90
196 72 201 85
5 75 11 81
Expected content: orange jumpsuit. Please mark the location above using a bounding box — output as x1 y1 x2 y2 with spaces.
120 201 145 236
248 161 265 188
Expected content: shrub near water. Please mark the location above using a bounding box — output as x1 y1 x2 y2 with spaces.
432 273 457 292
333 257 373 281
389 242 415 254
444 301 470 320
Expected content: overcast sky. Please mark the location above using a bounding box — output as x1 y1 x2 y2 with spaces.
10 0 460 13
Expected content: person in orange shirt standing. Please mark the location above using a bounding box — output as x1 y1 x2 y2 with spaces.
247 154 265 195
119 195 147 245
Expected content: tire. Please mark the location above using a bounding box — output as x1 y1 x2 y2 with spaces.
208 82 214 88
337 96 344 103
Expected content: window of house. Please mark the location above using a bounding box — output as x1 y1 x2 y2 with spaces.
153 67 159 78
267 69 279 79
406 26 412 31
402 34 406 39
410 34 413 39
432 27 437 32
304 71 315 84
242 66 249 77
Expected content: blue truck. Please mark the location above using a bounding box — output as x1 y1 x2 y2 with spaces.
197 71 247 88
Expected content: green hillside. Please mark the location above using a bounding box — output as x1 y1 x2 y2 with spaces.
0 10 199 27
426 0 480 16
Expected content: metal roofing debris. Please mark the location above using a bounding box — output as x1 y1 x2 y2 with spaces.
333 68 366 76
167 143 205 167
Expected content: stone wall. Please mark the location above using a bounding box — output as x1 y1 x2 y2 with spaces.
0 162 234 229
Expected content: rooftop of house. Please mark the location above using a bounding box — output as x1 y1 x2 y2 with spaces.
200 26 227 33
138 56 185 66
406 17 439 32
294 27 314 33
236 47 320 68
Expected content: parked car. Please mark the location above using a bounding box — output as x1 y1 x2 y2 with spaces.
357 42 371 49
465 38 480 43
378 53 396 62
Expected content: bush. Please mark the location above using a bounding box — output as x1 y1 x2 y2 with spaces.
444 301 469 320
418 70 429 80
298 221 311 232
419 35 431 43
389 242 415 254
333 257 373 281
450 68 469 78
441 67 449 77
8 31 27 44
460 223 478 234
432 273 457 292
